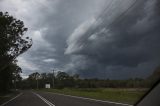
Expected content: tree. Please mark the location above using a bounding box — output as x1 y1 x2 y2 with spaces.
0 12 32 71
28 72 40 89
56 71 69 80
0 12 32 92
56 71 75 88
0 62 22 92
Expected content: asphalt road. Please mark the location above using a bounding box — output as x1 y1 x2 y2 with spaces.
1 91 132 106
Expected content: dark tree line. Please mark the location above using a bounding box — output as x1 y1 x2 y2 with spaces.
0 12 32 93
19 69 160 89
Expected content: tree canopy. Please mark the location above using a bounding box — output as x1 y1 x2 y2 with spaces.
0 12 32 71
0 12 32 93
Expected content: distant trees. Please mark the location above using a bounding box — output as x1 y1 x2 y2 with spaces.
0 12 32 93
19 70 158 89
56 71 75 88
17 66 160 89
28 72 40 89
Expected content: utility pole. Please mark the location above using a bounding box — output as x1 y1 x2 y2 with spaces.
36 78 38 89
14 80 17 90
52 69 54 88
15 75 17 91
36 74 39 89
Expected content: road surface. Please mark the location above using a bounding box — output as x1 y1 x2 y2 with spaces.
1 91 132 106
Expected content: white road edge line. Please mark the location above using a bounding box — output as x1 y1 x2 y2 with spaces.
0 93 23 106
32 92 55 106
45 92 133 106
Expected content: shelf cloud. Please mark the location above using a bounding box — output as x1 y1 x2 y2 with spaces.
1 0 160 79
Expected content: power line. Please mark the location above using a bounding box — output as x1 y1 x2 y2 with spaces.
104 0 139 28
74 0 140 51
94 0 115 24
80 0 138 39
68 0 142 53
87 0 139 37
74 0 114 45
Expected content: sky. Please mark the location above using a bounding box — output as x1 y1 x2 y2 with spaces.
0 0 160 79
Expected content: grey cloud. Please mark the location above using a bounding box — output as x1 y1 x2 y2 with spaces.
1 0 159 79
65 0 160 79
15 0 106 76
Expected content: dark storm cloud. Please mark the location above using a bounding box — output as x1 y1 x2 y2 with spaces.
0 0 107 78
1 0 159 79
26 0 107 71
39 0 108 67
65 0 160 79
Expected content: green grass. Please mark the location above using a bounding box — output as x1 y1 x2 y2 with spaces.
37 88 148 105
0 91 19 105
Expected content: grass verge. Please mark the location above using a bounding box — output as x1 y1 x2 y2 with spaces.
37 88 148 105
0 90 19 105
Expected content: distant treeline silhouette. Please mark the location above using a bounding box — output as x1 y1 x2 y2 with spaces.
18 67 160 89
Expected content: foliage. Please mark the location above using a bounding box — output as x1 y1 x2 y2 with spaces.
0 12 32 93
20 71 155 89
0 12 32 71
38 88 147 105
0 62 22 92
19 66 159 91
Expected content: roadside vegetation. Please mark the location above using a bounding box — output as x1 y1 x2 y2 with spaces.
21 69 159 89
37 88 147 104
0 91 19 105
30 67 159 105
21 67 160 90
29 66 159 105
0 11 32 104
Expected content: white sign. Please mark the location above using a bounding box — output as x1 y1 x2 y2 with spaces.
45 84 50 88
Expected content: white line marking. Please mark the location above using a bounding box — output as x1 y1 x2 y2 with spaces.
0 93 23 106
45 92 132 106
32 92 55 106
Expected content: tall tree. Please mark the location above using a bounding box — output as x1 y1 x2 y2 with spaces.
0 12 32 92
0 12 32 71
28 72 40 89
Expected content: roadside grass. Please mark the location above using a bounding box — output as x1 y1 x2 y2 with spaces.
37 88 148 105
0 91 19 105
